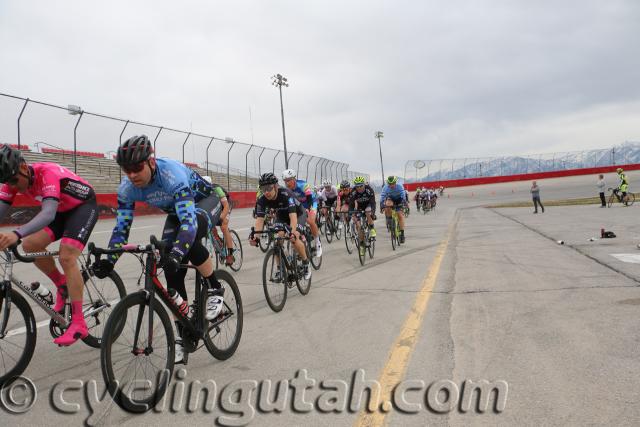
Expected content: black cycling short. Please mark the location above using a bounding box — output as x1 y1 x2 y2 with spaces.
386 196 404 211
44 198 98 250
161 194 222 300
323 197 337 208
274 210 307 234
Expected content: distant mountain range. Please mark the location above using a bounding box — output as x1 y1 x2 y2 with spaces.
407 142 640 182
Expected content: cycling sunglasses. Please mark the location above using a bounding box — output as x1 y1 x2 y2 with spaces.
121 161 146 174
260 184 277 193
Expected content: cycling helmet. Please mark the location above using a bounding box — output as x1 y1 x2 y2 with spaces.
617 168 624 173
340 180 350 189
353 176 366 185
387 175 398 184
0 144 24 183
282 169 296 180
259 172 278 186
322 179 332 186
117 135 153 166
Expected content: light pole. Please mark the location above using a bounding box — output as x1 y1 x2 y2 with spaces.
271 73 290 168
375 131 385 183
68 104 83 174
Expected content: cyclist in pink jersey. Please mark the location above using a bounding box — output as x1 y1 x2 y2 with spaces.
0 145 98 346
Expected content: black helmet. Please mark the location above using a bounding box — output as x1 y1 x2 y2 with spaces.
116 135 153 166
259 172 278 187
340 180 350 189
0 144 24 183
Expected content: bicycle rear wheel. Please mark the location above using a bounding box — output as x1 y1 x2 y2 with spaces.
0 290 36 386
227 230 244 272
101 292 174 413
204 270 243 360
262 248 287 312
81 269 126 348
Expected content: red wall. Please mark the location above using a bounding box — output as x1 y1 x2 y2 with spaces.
404 163 640 191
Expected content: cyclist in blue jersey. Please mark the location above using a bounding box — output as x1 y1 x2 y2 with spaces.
282 169 322 257
380 176 407 243
92 135 225 364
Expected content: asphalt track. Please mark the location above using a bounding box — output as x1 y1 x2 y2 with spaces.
1 170 640 426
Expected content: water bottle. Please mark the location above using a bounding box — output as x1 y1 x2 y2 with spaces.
30 282 53 305
168 288 189 317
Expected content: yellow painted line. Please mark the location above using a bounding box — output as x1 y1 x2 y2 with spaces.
355 219 454 427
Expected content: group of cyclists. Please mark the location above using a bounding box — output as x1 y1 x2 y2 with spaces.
414 186 442 212
0 136 424 367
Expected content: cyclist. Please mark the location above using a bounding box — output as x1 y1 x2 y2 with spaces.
318 179 339 228
346 176 377 244
615 168 630 204
379 176 406 243
202 176 234 266
282 169 322 257
0 144 98 346
250 173 311 280
336 180 352 230
415 187 422 211
92 135 225 363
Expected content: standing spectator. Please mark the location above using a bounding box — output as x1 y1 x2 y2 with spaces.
597 174 606 207
531 181 544 213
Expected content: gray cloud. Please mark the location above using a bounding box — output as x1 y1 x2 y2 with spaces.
1 0 639 180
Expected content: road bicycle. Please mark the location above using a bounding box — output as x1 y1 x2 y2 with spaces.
347 210 375 266
95 237 243 413
607 187 635 207
205 226 243 272
0 243 125 385
385 208 403 251
258 209 276 253
317 204 338 243
252 227 312 312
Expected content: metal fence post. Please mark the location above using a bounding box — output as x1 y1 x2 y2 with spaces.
297 153 304 175
305 155 314 181
206 137 215 176
181 132 192 163
227 141 235 190
72 111 84 173
152 127 163 155
245 144 254 190
17 98 29 150
118 120 130 182
272 150 281 173
258 147 266 175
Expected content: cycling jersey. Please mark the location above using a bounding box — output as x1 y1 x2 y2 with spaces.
255 187 305 223
618 173 629 192
288 179 318 210
319 186 339 201
0 163 94 211
338 189 351 206
0 163 96 247
380 183 406 205
108 158 217 261
347 185 376 210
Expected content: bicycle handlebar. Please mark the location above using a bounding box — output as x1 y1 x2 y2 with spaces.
8 243 36 263
88 235 168 258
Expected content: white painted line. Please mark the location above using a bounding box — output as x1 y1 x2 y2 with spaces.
5 319 50 338
611 253 640 264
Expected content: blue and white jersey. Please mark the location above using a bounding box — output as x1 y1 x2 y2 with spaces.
380 183 406 206
289 179 318 210
107 158 214 261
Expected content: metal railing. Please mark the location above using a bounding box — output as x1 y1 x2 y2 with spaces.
404 144 640 183
1 92 369 190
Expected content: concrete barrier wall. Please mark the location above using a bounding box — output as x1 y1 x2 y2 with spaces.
404 163 640 191
1 191 257 226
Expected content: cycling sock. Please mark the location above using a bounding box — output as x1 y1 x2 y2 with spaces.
47 269 66 288
71 300 84 323
206 272 222 291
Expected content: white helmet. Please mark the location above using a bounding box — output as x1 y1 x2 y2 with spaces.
282 169 296 180
203 176 212 184
322 179 331 186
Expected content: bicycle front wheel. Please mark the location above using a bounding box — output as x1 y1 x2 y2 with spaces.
626 193 636 206
101 292 174 413
262 248 287 312
204 269 243 360
82 269 127 348
0 290 36 386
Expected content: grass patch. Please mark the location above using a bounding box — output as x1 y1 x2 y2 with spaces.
488 194 637 208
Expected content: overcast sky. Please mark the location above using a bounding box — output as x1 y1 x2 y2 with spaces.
1 0 640 180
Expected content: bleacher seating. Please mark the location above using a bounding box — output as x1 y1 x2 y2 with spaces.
8 144 31 151
42 148 105 158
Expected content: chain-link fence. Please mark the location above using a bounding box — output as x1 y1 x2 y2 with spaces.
404 145 640 183
0 92 369 190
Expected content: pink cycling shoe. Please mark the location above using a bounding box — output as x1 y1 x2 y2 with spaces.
54 320 88 346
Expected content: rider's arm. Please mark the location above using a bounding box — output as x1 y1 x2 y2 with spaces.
106 197 136 263
289 212 298 231
14 198 59 239
214 186 230 219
